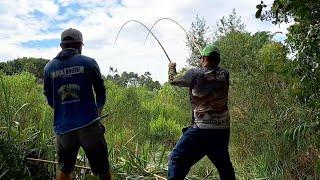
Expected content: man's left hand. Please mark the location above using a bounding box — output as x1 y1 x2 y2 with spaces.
169 62 177 68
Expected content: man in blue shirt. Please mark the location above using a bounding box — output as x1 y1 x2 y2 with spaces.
43 28 111 180
167 45 235 179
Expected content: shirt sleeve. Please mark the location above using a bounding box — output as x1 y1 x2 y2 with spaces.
43 68 54 108
168 66 194 87
89 59 106 110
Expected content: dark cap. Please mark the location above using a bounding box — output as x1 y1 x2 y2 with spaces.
61 28 83 44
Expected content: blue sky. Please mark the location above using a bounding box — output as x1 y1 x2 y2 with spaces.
20 1 123 48
0 0 291 83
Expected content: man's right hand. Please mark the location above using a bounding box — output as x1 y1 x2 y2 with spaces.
169 62 176 68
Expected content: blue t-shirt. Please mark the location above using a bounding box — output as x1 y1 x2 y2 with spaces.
43 48 106 135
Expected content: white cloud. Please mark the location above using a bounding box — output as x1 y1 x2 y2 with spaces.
0 0 59 43
0 0 291 83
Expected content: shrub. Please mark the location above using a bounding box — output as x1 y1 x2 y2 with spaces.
0 137 30 179
149 115 181 144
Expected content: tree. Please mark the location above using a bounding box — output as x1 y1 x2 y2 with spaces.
186 10 246 67
0 57 49 80
106 67 161 91
214 10 272 71
256 0 320 108
186 15 212 66
216 8 246 36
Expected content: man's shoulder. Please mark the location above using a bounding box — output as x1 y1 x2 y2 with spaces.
73 54 94 62
218 67 229 74
44 59 57 72
77 54 94 60
74 54 98 66
188 67 202 74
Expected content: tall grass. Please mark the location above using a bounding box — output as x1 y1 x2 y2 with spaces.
0 72 55 179
0 73 12 139
0 65 319 179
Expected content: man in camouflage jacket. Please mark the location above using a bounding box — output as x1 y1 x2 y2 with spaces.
167 44 235 180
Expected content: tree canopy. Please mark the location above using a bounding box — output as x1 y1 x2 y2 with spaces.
106 67 161 91
256 0 320 108
0 57 49 80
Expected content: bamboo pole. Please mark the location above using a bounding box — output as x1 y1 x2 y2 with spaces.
153 173 167 180
144 17 203 54
114 19 172 62
26 158 91 170
27 158 167 179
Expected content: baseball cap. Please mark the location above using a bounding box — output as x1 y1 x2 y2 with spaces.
61 28 83 44
201 44 220 56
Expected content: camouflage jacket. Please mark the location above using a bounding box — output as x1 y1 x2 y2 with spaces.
169 66 230 129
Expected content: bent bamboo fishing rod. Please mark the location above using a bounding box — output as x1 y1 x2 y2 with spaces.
114 20 172 63
144 17 203 54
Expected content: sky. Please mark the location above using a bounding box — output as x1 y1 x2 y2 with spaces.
0 0 291 83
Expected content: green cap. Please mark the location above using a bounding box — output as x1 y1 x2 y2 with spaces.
61 28 83 44
201 44 220 56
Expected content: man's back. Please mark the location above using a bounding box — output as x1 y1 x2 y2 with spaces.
189 66 229 113
189 66 230 129
44 48 106 134
44 28 111 180
169 66 230 129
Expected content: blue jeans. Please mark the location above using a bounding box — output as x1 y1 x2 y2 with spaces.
168 128 235 180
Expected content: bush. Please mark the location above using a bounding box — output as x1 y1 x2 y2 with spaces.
0 137 30 179
149 115 181 144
